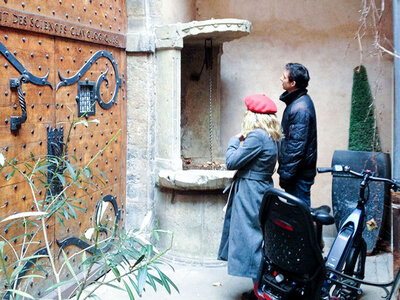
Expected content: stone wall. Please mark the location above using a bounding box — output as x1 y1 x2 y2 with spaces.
125 0 196 229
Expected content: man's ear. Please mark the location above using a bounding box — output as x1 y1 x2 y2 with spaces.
290 81 296 88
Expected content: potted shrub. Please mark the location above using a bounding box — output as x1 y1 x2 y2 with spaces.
331 65 391 253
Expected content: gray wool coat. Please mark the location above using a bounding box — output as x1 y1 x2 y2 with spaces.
218 128 277 279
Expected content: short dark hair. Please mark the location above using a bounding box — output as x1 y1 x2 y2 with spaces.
285 63 310 89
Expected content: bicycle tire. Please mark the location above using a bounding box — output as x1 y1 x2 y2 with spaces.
331 238 367 300
388 266 400 299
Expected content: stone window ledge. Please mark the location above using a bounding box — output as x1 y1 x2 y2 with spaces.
158 169 235 191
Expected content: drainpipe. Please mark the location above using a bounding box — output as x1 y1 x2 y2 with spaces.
394 0 400 180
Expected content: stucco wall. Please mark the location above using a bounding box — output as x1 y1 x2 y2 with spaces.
195 0 394 214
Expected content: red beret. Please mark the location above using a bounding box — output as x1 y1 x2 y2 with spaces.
244 94 277 114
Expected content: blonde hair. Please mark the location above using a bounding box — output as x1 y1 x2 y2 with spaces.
241 110 282 141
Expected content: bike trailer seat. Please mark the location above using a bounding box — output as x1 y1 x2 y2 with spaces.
259 188 324 274
256 188 325 299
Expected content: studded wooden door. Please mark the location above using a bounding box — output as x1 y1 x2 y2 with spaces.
0 1 127 298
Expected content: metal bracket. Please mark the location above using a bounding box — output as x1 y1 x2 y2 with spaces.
9 74 29 135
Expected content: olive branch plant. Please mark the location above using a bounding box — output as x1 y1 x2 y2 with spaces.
0 106 178 300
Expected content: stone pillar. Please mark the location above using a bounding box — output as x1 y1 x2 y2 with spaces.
125 0 157 230
154 25 184 172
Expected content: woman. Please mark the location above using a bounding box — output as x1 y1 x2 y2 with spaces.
218 94 282 300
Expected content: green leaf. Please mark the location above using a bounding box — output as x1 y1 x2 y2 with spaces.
66 203 77 219
5 289 35 299
5 220 19 231
89 119 100 125
56 173 66 186
91 281 125 291
65 161 76 181
69 204 86 212
0 212 46 223
127 276 140 295
137 266 147 294
56 214 65 227
95 168 108 181
62 207 69 220
153 265 170 294
45 279 75 292
75 120 89 127
131 254 145 268
123 280 135 300
84 167 91 179
110 265 121 282
149 274 163 285
16 274 45 280
153 230 159 241
32 165 48 174
17 255 48 262
81 251 88 274
164 273 179 293
62 250 80 284
146 244 153 258
10 265 24 281
147 273 157 292
6 169 15 180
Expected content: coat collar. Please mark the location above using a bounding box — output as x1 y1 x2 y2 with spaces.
279 88 308 105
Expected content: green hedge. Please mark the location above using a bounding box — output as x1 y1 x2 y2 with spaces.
348 65 381 152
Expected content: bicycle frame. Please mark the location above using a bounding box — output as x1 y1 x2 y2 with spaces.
320 166 398 298
256 165 400 299
325 207 364 270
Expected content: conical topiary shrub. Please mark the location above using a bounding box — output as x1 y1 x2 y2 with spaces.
348 65 381 152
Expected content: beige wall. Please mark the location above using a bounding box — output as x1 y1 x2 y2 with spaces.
195 0 394 210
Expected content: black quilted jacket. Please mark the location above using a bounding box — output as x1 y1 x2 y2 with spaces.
278 88 317 183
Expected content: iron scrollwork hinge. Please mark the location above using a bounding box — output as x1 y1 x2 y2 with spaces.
0 40 53 135
57 50 122 116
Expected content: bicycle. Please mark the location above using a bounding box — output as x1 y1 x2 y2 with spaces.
255 164 400 300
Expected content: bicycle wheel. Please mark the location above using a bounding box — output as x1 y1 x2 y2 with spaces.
389 266 400 299
331 238 367 300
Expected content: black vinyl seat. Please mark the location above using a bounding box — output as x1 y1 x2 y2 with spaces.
256 188 326 299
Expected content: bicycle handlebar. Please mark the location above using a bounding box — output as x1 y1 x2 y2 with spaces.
317 165 400 192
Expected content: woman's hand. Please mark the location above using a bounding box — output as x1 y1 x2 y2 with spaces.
236 133 244 141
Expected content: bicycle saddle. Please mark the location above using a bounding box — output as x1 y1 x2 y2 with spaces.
311 205 331 214
311 205 335 225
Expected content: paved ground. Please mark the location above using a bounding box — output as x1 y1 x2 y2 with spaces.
86 251 395 300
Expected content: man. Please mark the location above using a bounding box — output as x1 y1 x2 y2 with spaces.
278 63 317 206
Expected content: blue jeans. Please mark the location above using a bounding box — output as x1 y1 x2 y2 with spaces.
284 179 314 206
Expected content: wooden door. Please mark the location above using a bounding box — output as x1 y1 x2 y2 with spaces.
0 1 127 297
